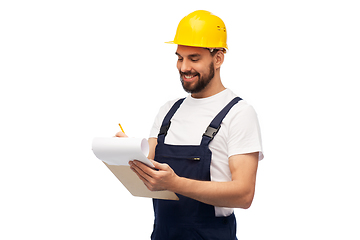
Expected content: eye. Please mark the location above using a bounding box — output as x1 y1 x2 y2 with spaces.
177 58 183 62
191 58 199 62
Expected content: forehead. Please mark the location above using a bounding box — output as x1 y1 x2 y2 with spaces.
176 45 210 57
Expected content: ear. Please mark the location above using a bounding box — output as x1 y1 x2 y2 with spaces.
214 50 225 69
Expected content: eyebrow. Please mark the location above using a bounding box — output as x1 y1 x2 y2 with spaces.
175 52 201 58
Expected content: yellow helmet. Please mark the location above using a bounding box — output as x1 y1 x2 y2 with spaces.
166 10 228 50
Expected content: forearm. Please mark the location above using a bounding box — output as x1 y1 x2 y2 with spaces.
147 138 157 160
130 153 258 209
170 176 255 209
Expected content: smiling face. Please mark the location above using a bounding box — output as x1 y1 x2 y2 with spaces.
176 45 216 95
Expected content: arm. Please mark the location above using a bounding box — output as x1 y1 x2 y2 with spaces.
147 137 157 160
129 152 259 209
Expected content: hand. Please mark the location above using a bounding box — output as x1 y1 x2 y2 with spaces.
115 131 128 138
129 159 179 192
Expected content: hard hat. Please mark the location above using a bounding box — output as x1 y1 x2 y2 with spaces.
166 10 228 50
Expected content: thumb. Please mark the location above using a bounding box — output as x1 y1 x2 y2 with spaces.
150 159 168 170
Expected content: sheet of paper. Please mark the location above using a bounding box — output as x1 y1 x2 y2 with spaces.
92 137 155 168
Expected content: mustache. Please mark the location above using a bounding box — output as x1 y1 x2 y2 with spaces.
179 70 200 76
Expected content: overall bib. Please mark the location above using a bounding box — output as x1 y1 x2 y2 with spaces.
151 97 242 240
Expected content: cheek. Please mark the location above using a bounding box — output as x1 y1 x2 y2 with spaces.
195 67 206 76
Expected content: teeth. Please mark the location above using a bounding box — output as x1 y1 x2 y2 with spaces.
184 75 194 79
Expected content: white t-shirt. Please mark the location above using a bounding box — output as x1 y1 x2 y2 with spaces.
149 89 263 217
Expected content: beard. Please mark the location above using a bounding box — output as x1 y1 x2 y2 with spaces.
180 62 215 94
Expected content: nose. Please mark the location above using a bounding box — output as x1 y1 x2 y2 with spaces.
179 59 192 73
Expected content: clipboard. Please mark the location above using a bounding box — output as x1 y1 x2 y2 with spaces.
104 163 179 200
92 137 178 200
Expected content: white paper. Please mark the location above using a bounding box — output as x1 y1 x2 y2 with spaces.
92 137 154 168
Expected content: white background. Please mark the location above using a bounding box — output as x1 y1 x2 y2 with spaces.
1 0 359 239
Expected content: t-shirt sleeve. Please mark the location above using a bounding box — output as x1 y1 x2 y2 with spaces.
227 104 264 160
149 99 180 139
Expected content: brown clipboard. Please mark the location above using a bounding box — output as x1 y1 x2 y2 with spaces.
104 162 179 200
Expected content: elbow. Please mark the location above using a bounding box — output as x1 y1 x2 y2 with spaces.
234 191 255 209
241 198 253 209
237 197 253 209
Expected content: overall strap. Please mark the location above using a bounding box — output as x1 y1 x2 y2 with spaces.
157 98 185 143
201 97 242 146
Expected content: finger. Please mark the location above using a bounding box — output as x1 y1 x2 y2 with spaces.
129 161 151 183
131 167 153 191
130 162 159 191
133 160 156 177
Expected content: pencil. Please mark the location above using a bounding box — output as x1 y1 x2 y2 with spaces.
118 123 125 134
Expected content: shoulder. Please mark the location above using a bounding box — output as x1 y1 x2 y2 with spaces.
158 98 183 113
154 97 184 121
223 89 259 120
224 100 260 133
231 100 258 118
221 91 261 137
149 97 184 138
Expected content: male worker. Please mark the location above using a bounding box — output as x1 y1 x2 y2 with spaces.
117 10 263 240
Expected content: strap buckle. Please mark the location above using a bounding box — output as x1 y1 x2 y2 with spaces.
203 125 221 140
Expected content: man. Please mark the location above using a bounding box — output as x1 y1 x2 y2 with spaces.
116 10 263 240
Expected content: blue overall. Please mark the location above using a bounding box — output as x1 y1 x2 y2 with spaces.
151 97 242 240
